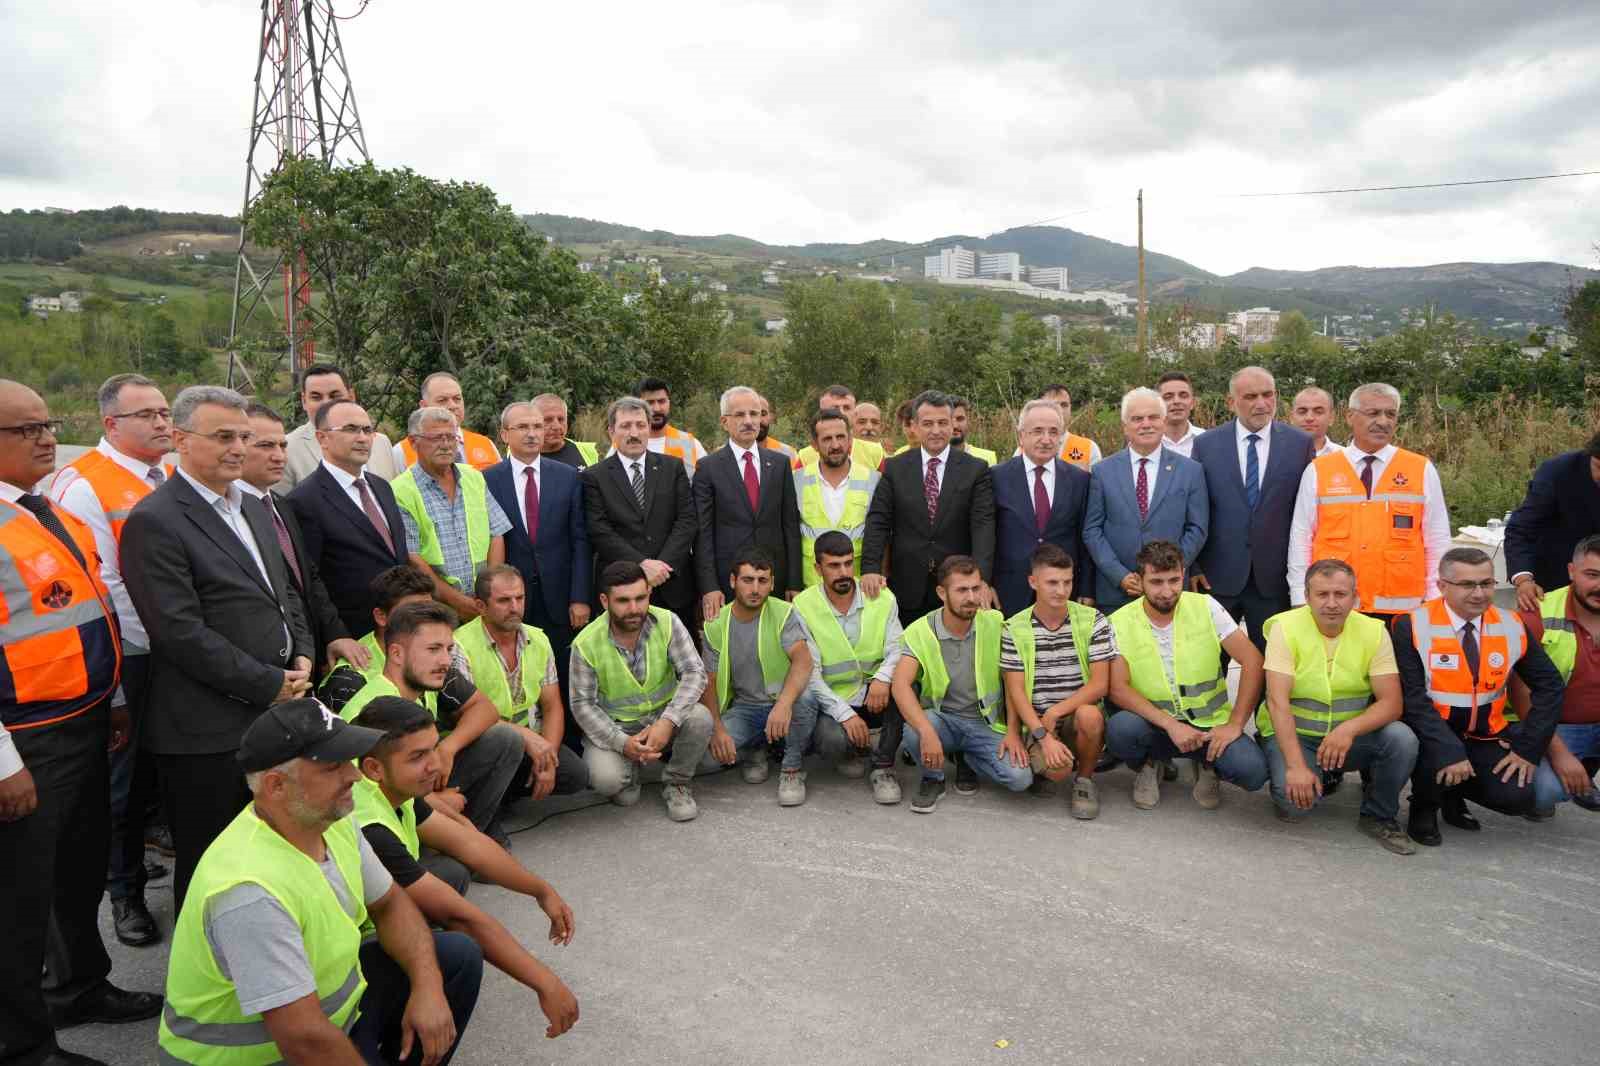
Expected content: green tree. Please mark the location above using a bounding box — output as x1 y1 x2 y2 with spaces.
776 278 901 405
921 295 1001 396
637 282 729 397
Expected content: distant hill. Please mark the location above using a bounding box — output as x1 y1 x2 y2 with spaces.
1220 261 1598 322
1 206 236 260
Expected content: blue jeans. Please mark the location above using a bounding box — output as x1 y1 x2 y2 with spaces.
353 932 482 1065
901 709 1033 791
1533 723 1600 809
1262 722 1418 821
715 693 824 771
1104 711 1269 791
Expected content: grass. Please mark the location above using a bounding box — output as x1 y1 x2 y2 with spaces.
0 261 211 298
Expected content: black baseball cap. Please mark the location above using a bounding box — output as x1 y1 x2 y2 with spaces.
237 699 385 772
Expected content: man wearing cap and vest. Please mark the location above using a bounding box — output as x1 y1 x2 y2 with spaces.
1287 382 1452 620
394 371 502 471
570 560 713 821
1257 559 1418 853
1513 534 1600 816
635 376 708 477
794 386 887 472
393 406 511 625
1394 548 1566 846
0 379 162 1066
701 546 823 807
1105 539 1268 811
350 697 580 1040
1001 543 1115 820
797 531 905 804
452 565 589 805
159 698 482 1066
897 555 1032 813
50 372 175 948
793 406 880 588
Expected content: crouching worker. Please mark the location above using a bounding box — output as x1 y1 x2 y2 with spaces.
351 697 580 1039
159 699 483 1065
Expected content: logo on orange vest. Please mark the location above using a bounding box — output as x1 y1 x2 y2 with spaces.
122 490 139 506
31 551 61 581
1429 652 1458 671
1329 475 1350 489
1068 448 1085 461
1391 473 1409 487
41 580 73 609
1488 651 1505 669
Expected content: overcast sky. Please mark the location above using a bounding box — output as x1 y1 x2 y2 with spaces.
4 0 1599 274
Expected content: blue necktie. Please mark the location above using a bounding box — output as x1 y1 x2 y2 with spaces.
1244 433 1261 510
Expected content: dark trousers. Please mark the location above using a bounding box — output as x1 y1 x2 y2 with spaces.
898 584 941 629
506 743 591 803
1411 735 1539 818
524 577 579 754
107 654 157 902
155 751 251 914
351 932 483 1065
0 705 112 1066
861 704 905 770
421 850 472 897
1212 573 1288 655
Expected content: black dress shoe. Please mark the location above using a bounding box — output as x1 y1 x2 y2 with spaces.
143 824 175 856
49 983 163 1029
112 898 161 947
144 857 169 882
1322 770 1344 796
1441 796 1481 832
1573 790 1600 811
1407 811 1442 847
39 1050 109 1066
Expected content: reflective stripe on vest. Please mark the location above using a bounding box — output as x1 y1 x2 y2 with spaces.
389 464 491 588
456 616 551 726
0 501 121 730
1110 594 1230 727
573 606 678 721
901 609 1005 734
1005 602 1096 703
1255 606 1380 739
792 584 897 699
1407 598 1525 737
1537 585 1578 682
56 448 172 540
568 439 600 466
1059 434 1095 470
794 460 879 587
703 597 793 711
655 426 704 473
158 808 367 1065
1309 448 1429 613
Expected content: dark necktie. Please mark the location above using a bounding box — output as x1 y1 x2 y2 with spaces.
1033 466 1050 537
265 495 303 589
1360 455 1376 499
1461 621 1480 683
1244 433 1261 510
147 467 166 487
742 451 760 512
630 461 646 510
924 457 941 524
16 493 88 569
523 466 540 543
1136 458 1150 521
354 477 397 556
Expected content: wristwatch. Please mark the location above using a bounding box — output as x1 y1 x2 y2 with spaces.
1030 726 1049 742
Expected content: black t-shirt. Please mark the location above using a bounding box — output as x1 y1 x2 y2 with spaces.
361 794 435 888
543 442 588 469
319 665 476 730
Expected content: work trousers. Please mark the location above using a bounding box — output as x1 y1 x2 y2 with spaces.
107 652 158 903
351 933 483 1065
1410 734 1539 818
1263 721 1418 822
584 706 716 795
901 709 1033 791
155 750 252 916
446 723 525 833
811 702 905 770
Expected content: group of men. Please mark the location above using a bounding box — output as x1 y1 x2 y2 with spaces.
2 357 1598 1065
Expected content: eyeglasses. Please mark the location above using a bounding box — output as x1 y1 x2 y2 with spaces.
1440 579 1497 592
1021 426 1061 438
0 420 64 441
185 429 255 446
330 424 377 436
109 408 173 423
414 432 457 446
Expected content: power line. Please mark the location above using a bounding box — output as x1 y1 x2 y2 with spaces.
1222 168 1600 199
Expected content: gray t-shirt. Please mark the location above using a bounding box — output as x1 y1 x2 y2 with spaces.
903 612 983 718
703 610 808 706
203 816 394 1016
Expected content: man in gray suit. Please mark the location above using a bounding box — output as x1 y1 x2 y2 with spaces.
1083 387 1209 612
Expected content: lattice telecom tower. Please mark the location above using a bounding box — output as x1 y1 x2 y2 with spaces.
227 0 371 389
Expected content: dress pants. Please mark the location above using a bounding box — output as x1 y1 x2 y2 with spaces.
155 751 252 915
1211 572 1287 655
106 653 157 903
0 704 112 1066
1410 735 1539 818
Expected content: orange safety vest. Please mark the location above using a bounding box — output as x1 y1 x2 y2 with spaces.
763 437 797 461
398 429 500 471
1058 434 1095 470
54 448 173 541
0 498 121 729
1407 599 1524 738
1309 448 1428 613
654 424 704 472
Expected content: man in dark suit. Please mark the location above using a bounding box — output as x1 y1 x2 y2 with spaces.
693 386 802 620
1506 431 1600 612
581 397 699 637
991 398 1094 615
1083 386 1209 612
484 402 592 735
122 386 315 910
287 399 411 640
1191 367 1316 651
862 389 997 626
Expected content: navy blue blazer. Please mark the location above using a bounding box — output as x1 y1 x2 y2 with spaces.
990 455 1094 615
483 457 592 623
1083 446 1208 605
1191 420 1314 600
1505 449 1600 593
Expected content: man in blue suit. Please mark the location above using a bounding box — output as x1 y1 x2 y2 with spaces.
1191 367 1316 651
1506 431 1600 612
1083 387 1208 612
484 402 592 747
992 398 1095 615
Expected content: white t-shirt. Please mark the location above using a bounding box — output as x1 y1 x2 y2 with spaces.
1142 594 1238 692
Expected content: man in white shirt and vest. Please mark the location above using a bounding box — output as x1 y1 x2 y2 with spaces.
1290 386 1343 458
793 407 880 588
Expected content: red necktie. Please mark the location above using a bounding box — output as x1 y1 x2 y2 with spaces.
523 466 540 543
1136 458 1150 521
266 496 303 588
743 451 760 512
1033 466 1050 537
354 477 397 557
924 456 941 524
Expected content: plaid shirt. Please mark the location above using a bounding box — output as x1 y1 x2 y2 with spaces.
569 611 707 752
400 464 511 590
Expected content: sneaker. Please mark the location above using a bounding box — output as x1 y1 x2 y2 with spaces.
869 768 903 805
1070 776 1100 820
778 769 807 806
953 752 979 796
663 783 699 822
911 777 945 813
835 752 869 779
1132 762 1161 809
1358 814 1417 855
611 781 643 807
1192 766 1220 810
741 748 771 784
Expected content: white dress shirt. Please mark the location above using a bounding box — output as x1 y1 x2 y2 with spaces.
1286 442 1452 605
320 459 371 512
1235 421 1271 485
921 445 952 491
817 467 851 525
1128 446 1163 502
509 454 541 531
176 467 275 589
728 441 762 487
1027 460 1056 511
619 452 648 491
1314 438 1344 458
1163 422 1203 458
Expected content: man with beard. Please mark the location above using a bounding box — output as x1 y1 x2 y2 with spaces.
757 395 797 462
795 532 905 804
531 393 598 469
949 396 997 466
794 385 885 472
158 700 481 1066
793 407 880 588
339 602 527 840
635 376 707 478
851 402 883 444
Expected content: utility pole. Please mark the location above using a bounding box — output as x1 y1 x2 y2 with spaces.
1136 188 1147 373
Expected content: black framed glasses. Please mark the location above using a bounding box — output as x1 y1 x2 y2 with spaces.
0 420 64 441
